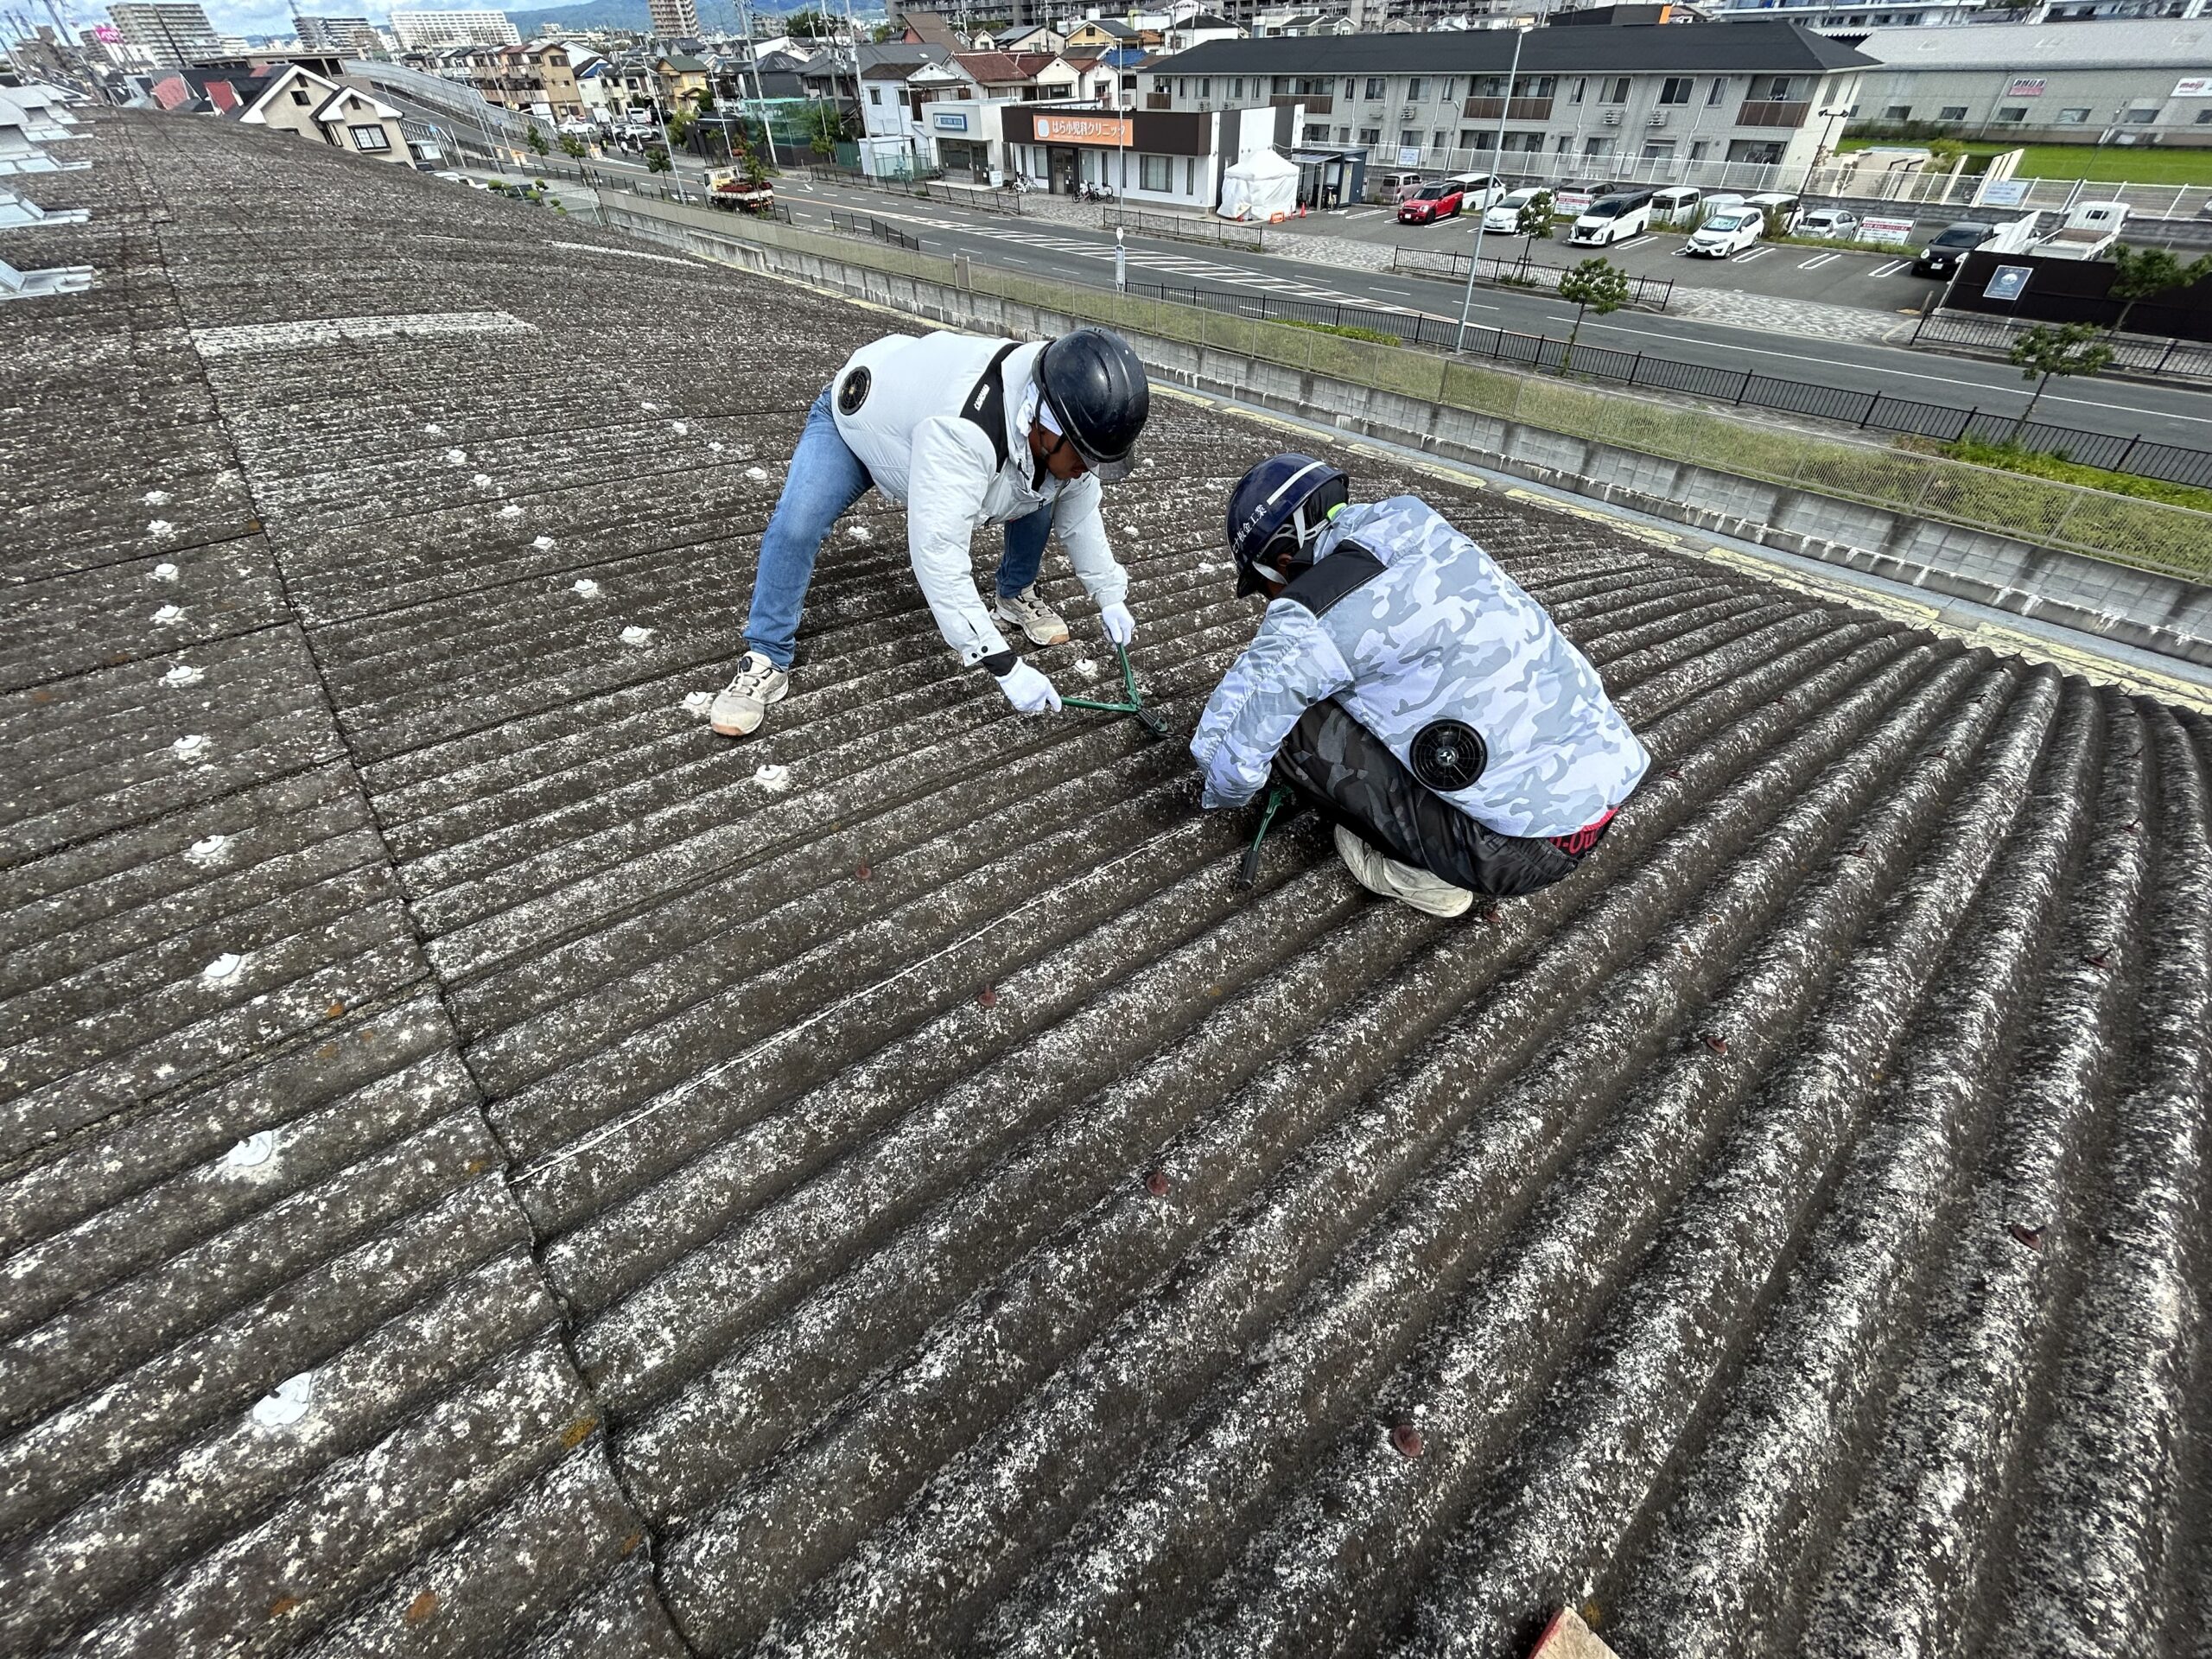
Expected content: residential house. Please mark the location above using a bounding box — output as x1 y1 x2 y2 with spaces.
1249 10 1357 33
232 61 416 161
1162 10 1245 48
898 10 968 50
656 51 710 104
1065 16 1145 50
751 48 813 99
994 23 1066 51
858 56 931 174
1145 19 1870 185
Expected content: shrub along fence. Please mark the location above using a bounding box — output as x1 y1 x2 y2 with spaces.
594 188 2212 587
1390 245 1676 312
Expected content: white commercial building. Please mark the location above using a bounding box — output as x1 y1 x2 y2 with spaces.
388 9 522 48
1001 100 1303 209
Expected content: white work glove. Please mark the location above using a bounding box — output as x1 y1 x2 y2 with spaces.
1100 601 1137 645
994 657 1062 715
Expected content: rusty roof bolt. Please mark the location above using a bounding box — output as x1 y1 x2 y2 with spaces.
1144 1168 1170 1197
977 987 998 1008
1389 1423 1424 1459
2009 1223 2044 1252
855 861 871 880
1700 1032 1729 1056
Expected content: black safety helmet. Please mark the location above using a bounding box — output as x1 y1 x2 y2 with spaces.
1224 453 1351 597
1036 327 1150 483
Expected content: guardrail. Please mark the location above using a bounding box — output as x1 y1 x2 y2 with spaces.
1102 205 1264 251
1390 245 1675 312
828 209 919 252
1913 308 2212 388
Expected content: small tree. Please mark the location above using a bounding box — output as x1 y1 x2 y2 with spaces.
2005 321 2115 439
802 102 845 158
1512 188 1554 276
559 131 587 159
2105 242 2212 339
526 124 547 156
645 144 671 174
1554 257 1630 375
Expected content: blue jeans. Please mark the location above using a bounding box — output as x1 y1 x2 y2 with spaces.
744 385 1056 670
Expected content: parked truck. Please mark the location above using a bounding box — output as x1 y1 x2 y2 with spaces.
707 168 775 214
2036 200 2130 261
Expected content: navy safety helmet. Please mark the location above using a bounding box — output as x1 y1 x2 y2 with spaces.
1036 327 1150 482
1224 453 1350 597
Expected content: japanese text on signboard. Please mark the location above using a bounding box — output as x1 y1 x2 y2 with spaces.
1034 115 1134 144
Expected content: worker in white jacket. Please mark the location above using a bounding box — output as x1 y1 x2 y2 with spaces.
711 327 1153 737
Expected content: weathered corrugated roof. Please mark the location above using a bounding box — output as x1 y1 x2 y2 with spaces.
4 109 2209 1659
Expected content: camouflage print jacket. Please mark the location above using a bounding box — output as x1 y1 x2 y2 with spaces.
1190 495 1649 839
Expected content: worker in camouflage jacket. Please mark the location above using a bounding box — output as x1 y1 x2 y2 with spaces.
1193 454 1649 916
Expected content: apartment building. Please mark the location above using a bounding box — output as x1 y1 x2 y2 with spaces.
1849 21 2212 145
293 15 377 53
106 3 219 68
1145 19 1868 183
387 10 521 48
647 0 702 39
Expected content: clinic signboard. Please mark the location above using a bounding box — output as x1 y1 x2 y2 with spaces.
1033 113 1133 145
1553 188 1592 215
1985 264 2032 302
931 109 970 132
1860 215 1915 245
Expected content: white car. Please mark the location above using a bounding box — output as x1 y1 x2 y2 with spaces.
1684 209 1764 258
1796 207 1860 240
1481 186 1550 234
1445 172 1509 215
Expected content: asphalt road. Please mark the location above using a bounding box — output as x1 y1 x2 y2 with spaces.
472 156 2212 452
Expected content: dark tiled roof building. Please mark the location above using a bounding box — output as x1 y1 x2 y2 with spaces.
3 109 2209 1659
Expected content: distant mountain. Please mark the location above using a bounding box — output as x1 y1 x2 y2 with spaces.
505 0 653 29
503 0 751 32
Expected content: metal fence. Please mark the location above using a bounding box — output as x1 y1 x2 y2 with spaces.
1390 245 1675 312
1912 308 2212 385
1124 275 2212 493
805 162 1025 217
828 210 919 252
1102 204 1265 251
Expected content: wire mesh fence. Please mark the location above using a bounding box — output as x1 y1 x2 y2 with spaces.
1101 205 1266 251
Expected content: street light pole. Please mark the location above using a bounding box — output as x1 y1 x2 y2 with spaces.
1797 104 1848 202
1455 18 1527 353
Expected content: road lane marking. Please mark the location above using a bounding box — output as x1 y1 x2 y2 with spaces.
1732 247 1772 263
1797 252 1840 270
1613 235 1655 251
1870 259 1910 277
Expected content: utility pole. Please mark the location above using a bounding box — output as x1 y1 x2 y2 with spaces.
1455 15 1526 352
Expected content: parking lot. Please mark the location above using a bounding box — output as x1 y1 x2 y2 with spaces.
1303 201 1942 314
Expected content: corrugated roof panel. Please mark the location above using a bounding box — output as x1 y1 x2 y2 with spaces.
3 105 2207 1659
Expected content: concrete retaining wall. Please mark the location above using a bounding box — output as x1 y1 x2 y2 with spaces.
603 198 2212 670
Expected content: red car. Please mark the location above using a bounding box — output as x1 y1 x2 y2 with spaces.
1397 181 1464 225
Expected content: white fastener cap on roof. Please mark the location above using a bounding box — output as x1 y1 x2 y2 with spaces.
250 1372 315 1428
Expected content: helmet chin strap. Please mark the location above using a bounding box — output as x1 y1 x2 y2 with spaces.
1257 497 1344 588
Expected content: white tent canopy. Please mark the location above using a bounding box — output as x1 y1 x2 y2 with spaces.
1217 148 1299 222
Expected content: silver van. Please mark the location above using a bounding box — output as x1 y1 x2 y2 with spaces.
1567 188 1656 247
1650 185 1701 226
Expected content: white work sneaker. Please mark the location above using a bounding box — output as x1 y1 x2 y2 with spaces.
1333 824 1475 918
709 651 788 737
994 586 1071 647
